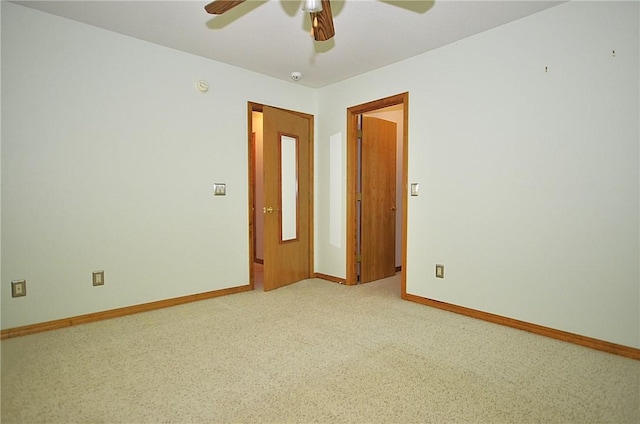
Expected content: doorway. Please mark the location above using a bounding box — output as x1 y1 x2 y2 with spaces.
248 102 314 291
346 93 408 291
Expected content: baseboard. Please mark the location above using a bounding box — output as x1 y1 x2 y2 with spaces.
7 284 636 360
314 272 346 284
402 293 640 360
1 285 252 340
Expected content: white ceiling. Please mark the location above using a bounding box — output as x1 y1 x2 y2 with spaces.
14 0 565 88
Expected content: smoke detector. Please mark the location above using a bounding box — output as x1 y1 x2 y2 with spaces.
290 72 302 82
195 80 209 93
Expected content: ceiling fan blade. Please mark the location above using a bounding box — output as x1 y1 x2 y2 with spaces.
204 0 246 15
311 0 335 41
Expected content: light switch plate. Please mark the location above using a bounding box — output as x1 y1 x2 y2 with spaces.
411 183 419 196
213 183 226 196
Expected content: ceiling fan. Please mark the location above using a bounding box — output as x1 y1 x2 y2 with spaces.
204 0 336 41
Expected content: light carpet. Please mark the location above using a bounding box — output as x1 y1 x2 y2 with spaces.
1 275 639 423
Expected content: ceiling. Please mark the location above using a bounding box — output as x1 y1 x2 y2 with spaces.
14 0 564 88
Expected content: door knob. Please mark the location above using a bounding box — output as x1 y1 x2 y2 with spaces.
263 206 274 214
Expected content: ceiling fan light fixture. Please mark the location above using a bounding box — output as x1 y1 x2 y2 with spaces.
302 0 322 13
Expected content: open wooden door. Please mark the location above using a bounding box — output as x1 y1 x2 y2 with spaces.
346 92 408 288
262 106 312 291
359 116 397 283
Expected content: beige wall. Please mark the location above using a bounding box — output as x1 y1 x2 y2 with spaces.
1 2 316 329
3 1 639 349
315 1 639 347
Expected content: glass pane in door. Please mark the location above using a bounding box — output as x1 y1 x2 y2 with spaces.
280 134 298 242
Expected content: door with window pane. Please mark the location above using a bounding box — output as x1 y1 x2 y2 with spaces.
262 106 312 291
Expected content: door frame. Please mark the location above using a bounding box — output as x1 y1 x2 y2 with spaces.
247 102 315 290
346 93 409 290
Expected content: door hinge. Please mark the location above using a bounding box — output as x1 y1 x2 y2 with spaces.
357 129 362 138
356 192 362 201
356 254 362 263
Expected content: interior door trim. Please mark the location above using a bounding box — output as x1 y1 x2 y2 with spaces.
346 93 409 292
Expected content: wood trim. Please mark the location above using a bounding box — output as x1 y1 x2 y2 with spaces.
400 94 409 297
402 292 640 360
308 114 315 281
346 107 358 285
347 92 409 286
7 282 635 360
314 273 347 284
1 285 252 340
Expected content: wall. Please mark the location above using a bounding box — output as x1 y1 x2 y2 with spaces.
3 1 639 350
1 2 316 329
315 1 639 348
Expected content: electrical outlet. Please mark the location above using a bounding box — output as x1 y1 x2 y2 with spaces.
92 271 105 286
435 264 445 279
12 280 27 297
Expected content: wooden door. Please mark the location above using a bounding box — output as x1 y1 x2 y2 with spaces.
262 106 312 291
360 116 397 283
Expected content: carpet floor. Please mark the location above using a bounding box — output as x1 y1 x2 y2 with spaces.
2 275 639 423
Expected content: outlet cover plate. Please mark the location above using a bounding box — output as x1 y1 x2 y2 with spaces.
93 271 105 286
12 280 27 297
435 264 445 279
